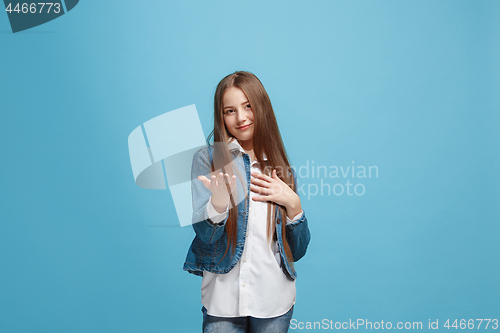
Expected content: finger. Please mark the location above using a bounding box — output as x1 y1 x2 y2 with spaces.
250 171 272 183
210 174 218 188
250 184 271 196
198 175 208 181
217 172 225 188
251 177 270 188
198 175 211 189
229 175 237 192
271 169 284 183
221 173 233 193
218 173 232 195
252 195 270 202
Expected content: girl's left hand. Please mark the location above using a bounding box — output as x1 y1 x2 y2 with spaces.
250 169 302 219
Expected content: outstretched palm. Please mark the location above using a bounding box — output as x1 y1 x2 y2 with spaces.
198 172 237 213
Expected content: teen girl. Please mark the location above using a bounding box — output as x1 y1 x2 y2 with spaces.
183 71 311 333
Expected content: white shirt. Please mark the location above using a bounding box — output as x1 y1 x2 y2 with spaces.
200 139 304 318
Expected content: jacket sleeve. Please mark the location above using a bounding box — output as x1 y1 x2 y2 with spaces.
191 148 228 244
285 167 311 262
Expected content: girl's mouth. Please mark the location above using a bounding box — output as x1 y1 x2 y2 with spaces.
237 124 252 130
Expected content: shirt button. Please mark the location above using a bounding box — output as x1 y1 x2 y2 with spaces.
242 282 246 287
243 257 247 262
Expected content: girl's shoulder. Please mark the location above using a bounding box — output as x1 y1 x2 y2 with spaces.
195 145 212 156
192 146 212 165
192 144 243 171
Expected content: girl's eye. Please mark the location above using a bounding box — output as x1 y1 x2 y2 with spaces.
245 104 251 109
225 109 234 115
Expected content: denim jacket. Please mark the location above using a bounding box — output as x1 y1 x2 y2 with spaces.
183 145 311 279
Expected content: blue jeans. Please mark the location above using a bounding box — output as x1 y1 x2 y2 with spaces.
201 305 294 333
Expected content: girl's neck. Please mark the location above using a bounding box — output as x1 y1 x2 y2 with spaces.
237 139 255 162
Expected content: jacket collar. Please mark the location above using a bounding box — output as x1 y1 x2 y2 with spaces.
228 138 267 161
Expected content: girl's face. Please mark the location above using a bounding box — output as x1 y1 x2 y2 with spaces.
222 87 254 144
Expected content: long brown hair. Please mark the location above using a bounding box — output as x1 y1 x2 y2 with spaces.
207 71 296 269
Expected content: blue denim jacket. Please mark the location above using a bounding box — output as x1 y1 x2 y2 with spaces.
183 145 311 279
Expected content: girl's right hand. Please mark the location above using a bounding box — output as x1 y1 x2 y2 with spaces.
198 172 237 214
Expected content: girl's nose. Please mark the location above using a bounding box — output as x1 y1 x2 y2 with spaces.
237 110 246 123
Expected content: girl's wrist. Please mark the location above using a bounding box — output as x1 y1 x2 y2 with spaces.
285 195 302 219
211 196 229 214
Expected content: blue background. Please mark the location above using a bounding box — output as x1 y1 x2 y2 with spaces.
1 0 499 332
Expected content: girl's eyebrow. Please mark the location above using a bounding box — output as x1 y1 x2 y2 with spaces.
224 101 249 109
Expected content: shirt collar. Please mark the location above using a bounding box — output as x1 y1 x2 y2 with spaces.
228 137 267 161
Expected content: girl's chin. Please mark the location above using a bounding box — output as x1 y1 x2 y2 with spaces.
234 136 253 142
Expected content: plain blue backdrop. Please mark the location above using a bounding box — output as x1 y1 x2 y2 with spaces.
0 0 499 332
